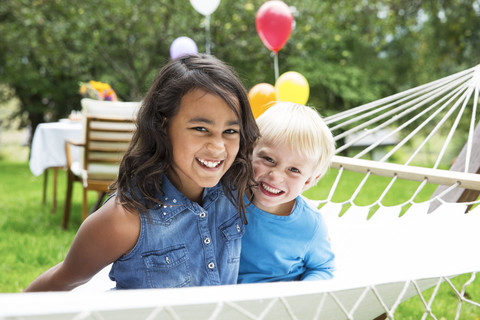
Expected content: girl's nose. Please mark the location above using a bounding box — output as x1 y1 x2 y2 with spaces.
206 135 225 153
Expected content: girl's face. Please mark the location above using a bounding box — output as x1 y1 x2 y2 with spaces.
168 89 241 202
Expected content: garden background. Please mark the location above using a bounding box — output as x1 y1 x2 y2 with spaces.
1 1 480 316
2 0 480 135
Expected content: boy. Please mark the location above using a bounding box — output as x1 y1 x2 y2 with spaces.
238 102 335 282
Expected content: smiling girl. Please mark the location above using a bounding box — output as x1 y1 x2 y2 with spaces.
25 54 259 291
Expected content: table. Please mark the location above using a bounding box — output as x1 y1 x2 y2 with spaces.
29 120 82 212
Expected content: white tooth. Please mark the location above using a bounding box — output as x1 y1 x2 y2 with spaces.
262 183 281 194
199 159 221 168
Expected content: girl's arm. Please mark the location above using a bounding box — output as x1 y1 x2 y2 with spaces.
24 196 140 292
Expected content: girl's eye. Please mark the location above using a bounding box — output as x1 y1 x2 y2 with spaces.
290 167 300 174
224 128 238 134
193 127 207 132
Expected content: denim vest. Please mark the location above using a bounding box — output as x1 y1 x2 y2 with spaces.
109 175 245 289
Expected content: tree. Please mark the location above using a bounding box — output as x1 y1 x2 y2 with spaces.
0 0 201 136
1 0 479 139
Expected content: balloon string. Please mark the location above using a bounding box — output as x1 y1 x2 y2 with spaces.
205 15 211 55
273 52 279 81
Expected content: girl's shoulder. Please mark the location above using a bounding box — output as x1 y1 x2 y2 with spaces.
80 196 141 257
58 196 141 287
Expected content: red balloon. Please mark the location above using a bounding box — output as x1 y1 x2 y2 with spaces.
255 1 293 53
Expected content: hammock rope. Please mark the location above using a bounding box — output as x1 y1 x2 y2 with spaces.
2 66 480 320
325 65 480 214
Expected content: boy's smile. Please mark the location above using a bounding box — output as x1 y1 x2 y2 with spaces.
259 181 284 195
251 140 316 216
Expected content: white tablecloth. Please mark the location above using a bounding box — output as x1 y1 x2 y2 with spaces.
29 121 82 176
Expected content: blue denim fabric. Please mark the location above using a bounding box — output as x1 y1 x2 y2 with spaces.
109 175 245 289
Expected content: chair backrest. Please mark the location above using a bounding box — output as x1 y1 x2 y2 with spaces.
82 116 136 181
79 98 140 181
80 98 141 119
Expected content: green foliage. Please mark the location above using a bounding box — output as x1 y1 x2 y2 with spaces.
0 0 202 130
1 0 480 137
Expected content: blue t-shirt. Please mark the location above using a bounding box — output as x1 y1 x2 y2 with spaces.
238 195 335 283
109 175 245 289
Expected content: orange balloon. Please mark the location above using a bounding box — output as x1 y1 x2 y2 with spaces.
248 83 276 119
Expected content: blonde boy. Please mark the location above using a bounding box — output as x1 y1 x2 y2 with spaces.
238 102 336 282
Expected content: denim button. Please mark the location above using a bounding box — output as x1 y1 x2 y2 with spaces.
208 262 215 270
204 237 211 245
200 212 206 218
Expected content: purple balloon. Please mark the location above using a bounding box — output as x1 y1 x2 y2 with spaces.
170 36 198 59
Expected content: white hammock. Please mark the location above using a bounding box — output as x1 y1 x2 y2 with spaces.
2 66 480 320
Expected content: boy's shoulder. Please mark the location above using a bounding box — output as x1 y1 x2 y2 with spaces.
298 195 322 212
298 196 330 220
298 196 331 233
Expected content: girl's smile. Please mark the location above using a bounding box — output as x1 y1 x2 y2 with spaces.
196 158 224 169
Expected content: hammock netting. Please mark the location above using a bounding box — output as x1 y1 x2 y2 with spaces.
2 66 480 320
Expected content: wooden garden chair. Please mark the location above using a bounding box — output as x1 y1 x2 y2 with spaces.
62 115 136 229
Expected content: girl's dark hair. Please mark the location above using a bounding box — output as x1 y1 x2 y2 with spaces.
110 54 259 223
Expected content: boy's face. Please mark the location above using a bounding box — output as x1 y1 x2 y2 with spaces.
251 139 316 216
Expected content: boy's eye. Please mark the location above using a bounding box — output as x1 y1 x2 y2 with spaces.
263 156 274 163
192 127 207 132
290 167 300 173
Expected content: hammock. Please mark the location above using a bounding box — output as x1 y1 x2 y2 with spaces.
2 66 480 320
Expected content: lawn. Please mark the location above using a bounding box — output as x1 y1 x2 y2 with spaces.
1 151 479 318
0 161 87 292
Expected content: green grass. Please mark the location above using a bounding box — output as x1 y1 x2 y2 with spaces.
395 273 480 320
1 159 479 318
304 168 439 208
0 161 94 292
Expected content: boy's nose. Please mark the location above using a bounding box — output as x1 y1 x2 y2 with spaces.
267 168 283 181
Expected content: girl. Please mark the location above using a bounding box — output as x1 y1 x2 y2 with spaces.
25 54 260 291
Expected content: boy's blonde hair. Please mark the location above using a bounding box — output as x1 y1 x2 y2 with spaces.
256 102 335 190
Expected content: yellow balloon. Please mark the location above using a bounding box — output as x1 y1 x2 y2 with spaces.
275 71 309 105
248 83 277 119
